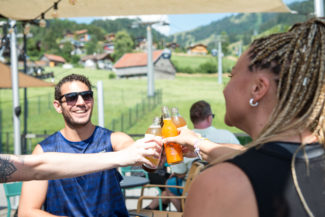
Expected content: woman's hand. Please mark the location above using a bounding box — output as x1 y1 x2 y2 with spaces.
164 128 201 158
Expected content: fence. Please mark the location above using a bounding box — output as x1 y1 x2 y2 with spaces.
109 89 163 132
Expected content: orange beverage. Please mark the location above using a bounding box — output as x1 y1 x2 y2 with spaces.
171 107 187 130
161 106 183 165
142 117 162 172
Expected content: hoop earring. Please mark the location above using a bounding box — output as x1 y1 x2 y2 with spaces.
249 98 259 107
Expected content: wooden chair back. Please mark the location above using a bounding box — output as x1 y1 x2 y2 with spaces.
180 161 204 210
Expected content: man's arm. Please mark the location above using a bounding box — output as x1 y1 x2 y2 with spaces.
0 138 161 183
111 131 135 151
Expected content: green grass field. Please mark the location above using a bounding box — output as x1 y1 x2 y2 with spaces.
0 66 242 152
171 54 213 69
171 53 237 73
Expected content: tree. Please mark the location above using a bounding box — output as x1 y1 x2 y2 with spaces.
85 36 99 55
113 31 134 61
220 31 230 56
60 42 74 63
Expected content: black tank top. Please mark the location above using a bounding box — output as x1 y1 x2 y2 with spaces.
227 141 325 217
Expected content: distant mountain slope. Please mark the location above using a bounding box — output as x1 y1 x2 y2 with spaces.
167 0 313 49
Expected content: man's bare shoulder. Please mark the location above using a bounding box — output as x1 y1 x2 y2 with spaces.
111 132 134 151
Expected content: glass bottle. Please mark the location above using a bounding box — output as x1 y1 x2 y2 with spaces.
171 107 187 130
142 117 162 172
161 106 183 164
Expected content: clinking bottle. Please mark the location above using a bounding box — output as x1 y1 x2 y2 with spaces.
171 107 187 130
161 106 183 165
142 117 162 172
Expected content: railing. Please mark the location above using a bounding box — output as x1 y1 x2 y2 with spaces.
109 89 163 132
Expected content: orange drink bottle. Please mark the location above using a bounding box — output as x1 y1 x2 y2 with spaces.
161 106 183 165
171 107 187 130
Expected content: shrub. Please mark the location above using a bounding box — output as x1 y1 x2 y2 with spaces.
198 61 217 74
109 73 116 79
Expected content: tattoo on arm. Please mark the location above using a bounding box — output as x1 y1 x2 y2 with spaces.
0 155 17 183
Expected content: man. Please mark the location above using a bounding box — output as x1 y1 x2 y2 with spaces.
0 140 160 183
18 74 156 216
190 100 240 144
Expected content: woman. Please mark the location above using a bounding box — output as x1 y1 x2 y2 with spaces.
165 18 325 217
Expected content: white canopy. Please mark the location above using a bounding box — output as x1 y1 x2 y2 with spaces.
0 0 290 21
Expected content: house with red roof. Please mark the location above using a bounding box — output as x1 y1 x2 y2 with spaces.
40 54 66 67
113 50 176 79
81 53 113 70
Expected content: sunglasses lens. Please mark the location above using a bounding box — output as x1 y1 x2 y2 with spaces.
81 91 93 102
65 93 78 104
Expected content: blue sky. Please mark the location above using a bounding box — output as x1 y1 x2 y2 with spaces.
69 0 304 35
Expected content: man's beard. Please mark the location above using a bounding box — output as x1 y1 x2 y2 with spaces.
62 110 93 129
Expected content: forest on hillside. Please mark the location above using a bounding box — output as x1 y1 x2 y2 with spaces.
0 0 314 62
168 0 314 48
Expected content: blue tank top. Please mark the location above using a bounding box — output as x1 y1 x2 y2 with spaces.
40 126 129 217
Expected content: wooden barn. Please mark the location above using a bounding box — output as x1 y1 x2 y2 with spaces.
187 44 208 55
40 54 66 67
113 50 176 79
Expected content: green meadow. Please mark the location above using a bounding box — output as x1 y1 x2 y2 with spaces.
0 66 241 152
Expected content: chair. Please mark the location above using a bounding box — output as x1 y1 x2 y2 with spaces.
3 182 22 217
135 161 205 216
120 166 149 179
120 166 164 210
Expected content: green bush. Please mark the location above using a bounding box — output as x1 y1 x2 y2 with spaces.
71 55 80 65
222 58 236 73
198 61 217 74
109 73 116 79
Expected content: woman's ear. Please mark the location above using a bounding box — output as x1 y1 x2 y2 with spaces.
251 73 271 102
53 100 62 114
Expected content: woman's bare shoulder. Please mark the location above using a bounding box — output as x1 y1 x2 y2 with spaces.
184 162 258 217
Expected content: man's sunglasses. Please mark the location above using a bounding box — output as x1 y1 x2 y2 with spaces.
59 90 93 105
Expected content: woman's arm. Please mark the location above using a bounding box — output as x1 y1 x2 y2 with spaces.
0 137 162 183
164 128 245 162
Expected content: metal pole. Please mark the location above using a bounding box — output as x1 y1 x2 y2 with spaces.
147 25 154 97
97 81 104 127
10 20 21 155
315 0 324 17
218 39 223 85
23 32 28 154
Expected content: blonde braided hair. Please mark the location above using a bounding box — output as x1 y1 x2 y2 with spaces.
249 18 325 148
